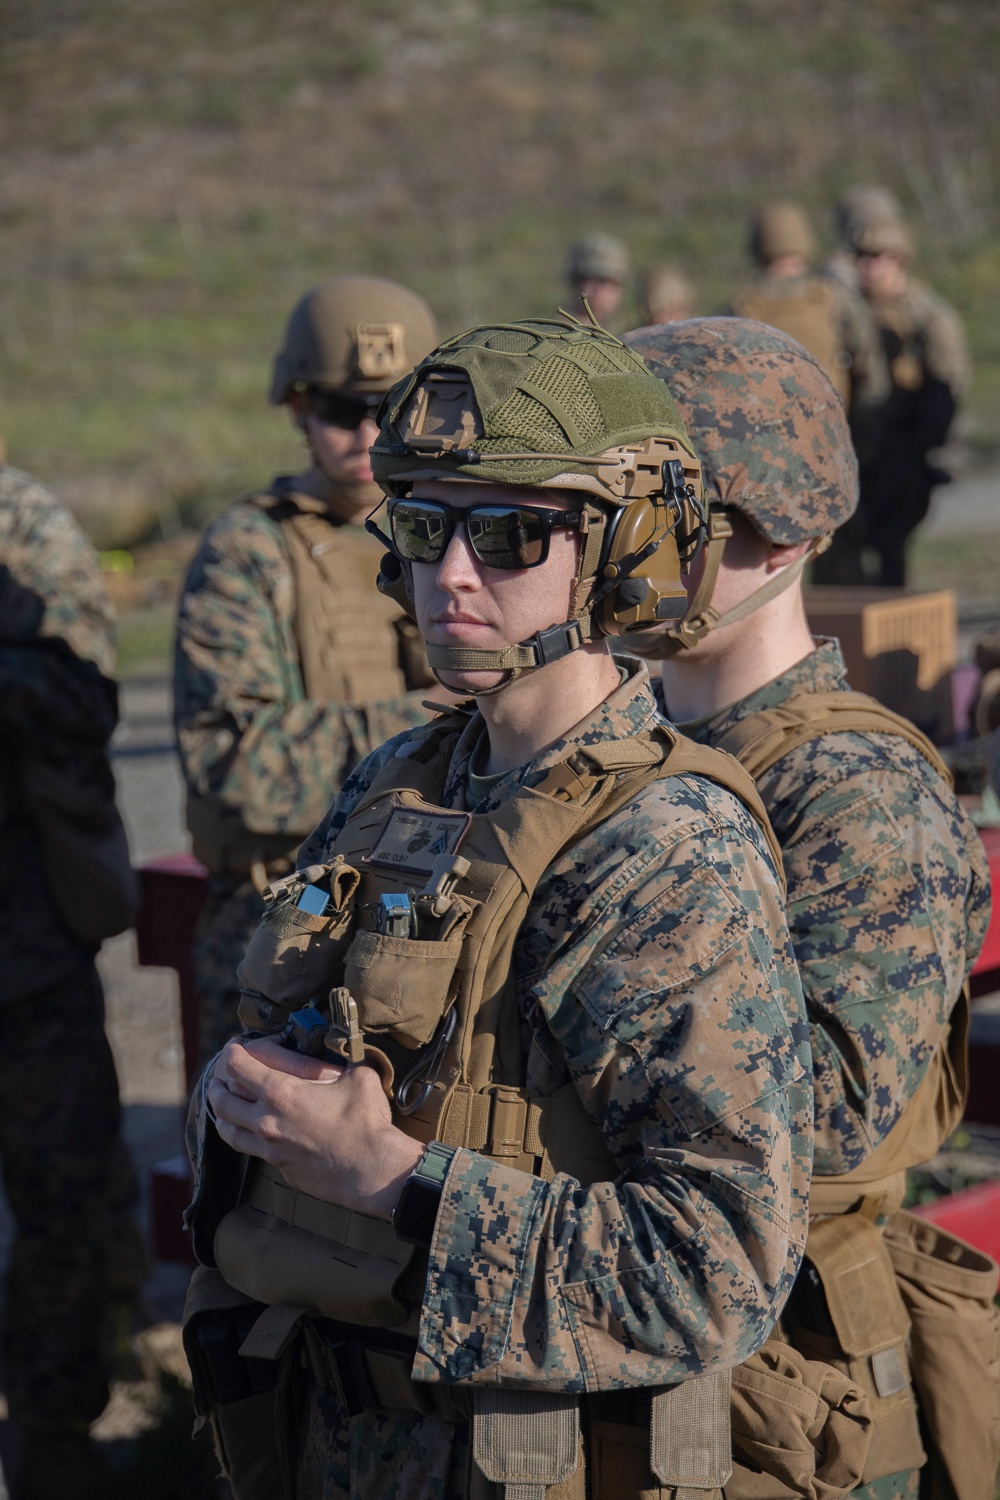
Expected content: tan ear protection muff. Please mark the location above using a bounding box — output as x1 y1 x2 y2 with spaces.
591 447 706 637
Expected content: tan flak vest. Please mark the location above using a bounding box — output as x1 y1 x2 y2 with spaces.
186 485 431 883
713 689 1000 1500
205 710 870 1500
731 278 850 406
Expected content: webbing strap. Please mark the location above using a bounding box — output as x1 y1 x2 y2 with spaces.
473 1388 580 1499
247 1162 410 1264
714 689 952 785
650 1369 734 1488
425 618 590 674
642 513 829 659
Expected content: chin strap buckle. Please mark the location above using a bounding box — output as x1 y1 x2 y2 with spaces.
532 619 584 666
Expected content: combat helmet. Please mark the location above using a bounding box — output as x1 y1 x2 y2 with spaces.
269 276 439 405
749 202 815 266
624 317 857 656
368 316 705 691
564 233 631 286
834 184 904 246
851 216 915 265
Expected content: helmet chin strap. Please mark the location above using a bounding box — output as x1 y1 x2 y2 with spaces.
426 617 602 697
632 513 830 661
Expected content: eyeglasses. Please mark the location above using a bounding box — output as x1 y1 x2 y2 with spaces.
387 497 585 570
308 389 384 431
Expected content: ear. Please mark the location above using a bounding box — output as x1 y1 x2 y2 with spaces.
287 391 310 432
765 539 812 574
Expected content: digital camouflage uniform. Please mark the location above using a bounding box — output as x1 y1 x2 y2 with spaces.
660 640 989 1177
0 466 141 1444
628 319 994 1499
174 490 437 1065
184 319 817 1500
191 662 813 1499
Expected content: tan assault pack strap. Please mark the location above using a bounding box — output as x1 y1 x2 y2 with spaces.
711 689 952 787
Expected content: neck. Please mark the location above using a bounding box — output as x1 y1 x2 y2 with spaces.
478 641 621 776
661 586 815 724
293 466 375 524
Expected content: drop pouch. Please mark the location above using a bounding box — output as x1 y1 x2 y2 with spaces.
341 894 476 1048
237 858 360 1005
883 1208 1000 1500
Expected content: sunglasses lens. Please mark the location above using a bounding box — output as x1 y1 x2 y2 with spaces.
390 501 450 563
310 392 380 430
467 508 546 568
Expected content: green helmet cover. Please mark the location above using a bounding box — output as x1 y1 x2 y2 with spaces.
371 317 698 499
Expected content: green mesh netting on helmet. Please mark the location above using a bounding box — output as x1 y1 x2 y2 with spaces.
371 316 697 495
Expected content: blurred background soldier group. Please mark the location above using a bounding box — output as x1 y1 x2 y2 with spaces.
564 182 969 587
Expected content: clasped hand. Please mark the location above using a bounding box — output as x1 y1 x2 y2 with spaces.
207 1037 424 1220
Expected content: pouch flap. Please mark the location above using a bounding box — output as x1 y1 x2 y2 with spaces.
473 1388 580 1491
805 1215 909 1358
651 1369 733 1488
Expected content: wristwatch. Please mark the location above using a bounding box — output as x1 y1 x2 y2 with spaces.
392 1141 454 1248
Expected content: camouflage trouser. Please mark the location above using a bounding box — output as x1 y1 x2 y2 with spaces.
0 963 142 1431
297 1380 469 1500
192 876 266 1069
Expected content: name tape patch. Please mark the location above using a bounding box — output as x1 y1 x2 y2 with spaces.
365 807 471 876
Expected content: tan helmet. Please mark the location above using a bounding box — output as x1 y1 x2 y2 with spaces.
749 202 815 266
641 265 694 325
852 216 915 264
269 276 439 405
834 184 903 245
564 233 631 286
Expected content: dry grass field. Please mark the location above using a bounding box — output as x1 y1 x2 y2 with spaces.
1 0 998 548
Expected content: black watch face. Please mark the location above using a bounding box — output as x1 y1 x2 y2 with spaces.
394 1176 442 1248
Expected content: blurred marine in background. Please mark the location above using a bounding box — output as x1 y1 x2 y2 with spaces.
727 201 888 461
639 262 694 326
563 231 630 328
173 277 444 1066
0 466 142 1500
817 196 970 586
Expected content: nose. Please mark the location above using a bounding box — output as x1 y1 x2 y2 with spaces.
356 416 380 453
435 519 482 592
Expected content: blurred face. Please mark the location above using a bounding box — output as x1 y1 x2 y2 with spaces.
575 277 624 323
288 389 382 518
407 480 582 695
856 252 907 299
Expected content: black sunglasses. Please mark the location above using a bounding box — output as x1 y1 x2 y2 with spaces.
387 497 585 570
308 389 384 431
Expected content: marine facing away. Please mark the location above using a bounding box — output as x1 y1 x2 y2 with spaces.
626 315 996 1500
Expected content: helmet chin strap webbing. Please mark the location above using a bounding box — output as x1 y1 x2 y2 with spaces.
638 511 830 661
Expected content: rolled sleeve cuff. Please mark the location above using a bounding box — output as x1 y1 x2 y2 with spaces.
413 1145 548 1383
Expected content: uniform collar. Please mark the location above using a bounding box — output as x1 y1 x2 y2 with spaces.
444 658 663 812
668 638 848 744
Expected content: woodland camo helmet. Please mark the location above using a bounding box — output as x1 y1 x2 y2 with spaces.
624 317 857 656
369 316 706 690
